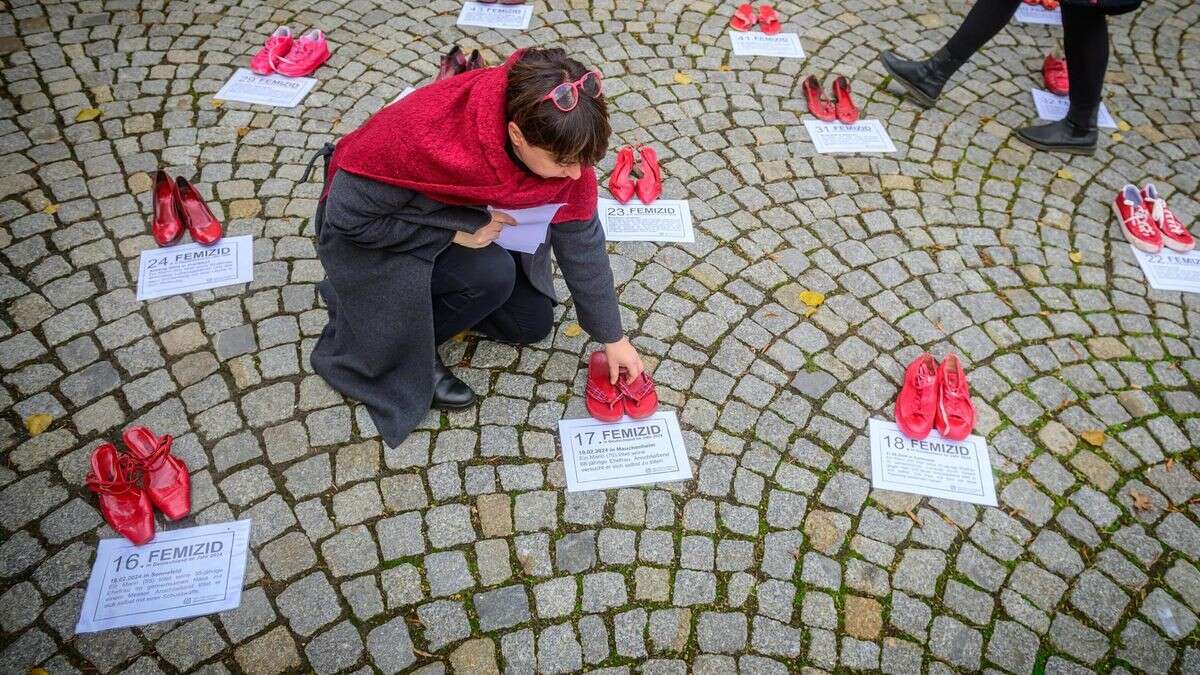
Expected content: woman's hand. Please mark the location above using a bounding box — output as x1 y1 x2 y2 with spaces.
453 211 515 248
604 337 644 385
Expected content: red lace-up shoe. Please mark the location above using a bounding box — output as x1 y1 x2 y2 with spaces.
152 170 185 246
250 26 294 75
618 370 659 419
1043 54 1069 96
175 177 223 246
122 426 190 521
1142 183 1195 252
832 76 860 124
1114 184 1162 253
803 75 836 122
895 353 939 440
274 29 330 77
586 351 625 423
87 443 155 545
935 353 976 441
635 145 663 205
608 146 636 204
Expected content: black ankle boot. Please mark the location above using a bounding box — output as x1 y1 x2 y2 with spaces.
879 48 963 108
432 353 475 409
1013 118 1098 155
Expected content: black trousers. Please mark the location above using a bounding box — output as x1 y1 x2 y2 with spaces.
944 0 1108 127
431 243 554 347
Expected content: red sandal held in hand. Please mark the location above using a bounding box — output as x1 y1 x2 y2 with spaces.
586 351 625 423
123 425 191 521
618 369 659 419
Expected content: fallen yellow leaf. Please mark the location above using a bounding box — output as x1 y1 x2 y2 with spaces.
1080 430 1106 446
1068 251 1082 264
1129 489 1151 511
24 414 53 436
42 203 58 215
236 126 250 137
212 98 224 108
798 290 825 308
719 64 732 72
563 323 582 337
75 108 101 122
1056 169 1073 180
30 669 49 675
1117 120 1131 132
1111 132 1122 143
451 331 467 343
673 72 693 85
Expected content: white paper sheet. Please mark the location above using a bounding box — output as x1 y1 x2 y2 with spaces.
1131 246 1200 294
804 119 897 154
490 203 566 254
1015 4 1062 24
390 86 416 106
214 68 317 108
869 419 998 507
136 235 254 301
728 31 805 59
457 2 533 29
76 520 251 633
559 411 692 492
1031 88 1116 128
597 198 695 243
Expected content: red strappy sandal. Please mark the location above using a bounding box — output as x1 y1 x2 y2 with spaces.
122 426 191 521
758 4 782 35
731 3 757 31
586 351 625 423
618 370 659 419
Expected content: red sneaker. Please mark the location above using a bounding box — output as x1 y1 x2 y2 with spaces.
635 145 662 205
122 426 190 521
935 353 976 441
895 353 939 440
608 146 636 204
1142 183 1195 252
618 370 659 419
250 26 293 75
1114 184 1162 253
585 351 625 423
274 29 330 78
802 75 836 122
832 76 860 124
175 177 223 246
87 443 155 545
730 3 757 31
757 4 782 35
1043 54 1069 96
152 170 184 247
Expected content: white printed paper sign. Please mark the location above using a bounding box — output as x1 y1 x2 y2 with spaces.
136 235 254 301
457 2 533 29
1031 89 1117 128
215 68 317 108
1131 246 1200 294
1015 3 1062 25
869 419 998 507
729 31 805 59
597 198 695 243
76 520 251 633
804 119 897 154
559 411 692 492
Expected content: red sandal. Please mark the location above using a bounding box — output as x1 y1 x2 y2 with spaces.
123 426 191 521
618 370 659 419
586 351 625 423
731 3 757 31
758 4 782 35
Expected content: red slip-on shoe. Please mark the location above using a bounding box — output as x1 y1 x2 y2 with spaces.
152 170 184 247
250 26 293 75
608 146 636 204
895 353 939 440
87 443 155 545
1114 184 1162 253
586 351 625 423
1041 0 1060 9
618 370 659 419
635 145 663 205
731 3 757 31
802 75 836 122
1142 183 1195 252
935 353 976 441
274 29 330 78
832 76 860 124
1043 54 1069 96
122 426 190 521
758 4 782 35
175 177 223 246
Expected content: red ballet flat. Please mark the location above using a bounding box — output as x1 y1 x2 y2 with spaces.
87 443 155 545
802 75 837 122
608 146 636 204
586 351 625 423
122 426 191 521
635 145 662 205
618 370 659 419
832 76 860 124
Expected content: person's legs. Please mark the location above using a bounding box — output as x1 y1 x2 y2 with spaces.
474 252 555 345
944 0 1024 63
430 243 517 345
1061 5 1108 128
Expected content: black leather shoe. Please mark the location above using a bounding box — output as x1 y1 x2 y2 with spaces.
432 353 475 409
879 49 962 108
1013 118 1097 155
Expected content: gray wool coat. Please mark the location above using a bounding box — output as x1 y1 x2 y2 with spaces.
310 170 623 448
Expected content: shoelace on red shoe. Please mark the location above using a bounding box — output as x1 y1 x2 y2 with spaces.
1150 199 1187 236
86 455 142 495
129 434 176 473
1124 202 1155 237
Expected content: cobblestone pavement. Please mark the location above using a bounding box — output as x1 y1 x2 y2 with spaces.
2 0 1200 672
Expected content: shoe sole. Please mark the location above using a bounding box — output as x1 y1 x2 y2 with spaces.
433 397 476 410
879 55 936 109
1014 131 1095 156
1113 202 1163 253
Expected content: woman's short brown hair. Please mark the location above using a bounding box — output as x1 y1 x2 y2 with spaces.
506 48 610 167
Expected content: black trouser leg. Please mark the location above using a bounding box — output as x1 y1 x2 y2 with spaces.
430 243 516 345
474 251 555 345
944 0 1023 63
1061 5 1108 128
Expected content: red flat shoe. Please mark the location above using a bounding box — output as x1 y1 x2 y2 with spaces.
175 176 223 246
152 170 184 247
87 443 155 545
935 354 976 441
832 76 860 124
1043 54 1069 96
122 426 190 521
608 146 636 204
758 4 782 35
730 2 757 31
618 370 658 419
1142 183 1195 253
635 145 662 205
1040 0 1059 9
802 75 836 122
895 353 939 440
586 351 625 423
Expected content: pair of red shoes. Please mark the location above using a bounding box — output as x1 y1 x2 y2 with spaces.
436 45 486 82
803 75 859 124
895 353 976 442
731 3 782 34
249 27 331 78
1114 183 1195 253
585 352 659 423
86 426 190 545
1024 0 1059 10
608 145 662 205
153 170 223 247
1043 54 1069 96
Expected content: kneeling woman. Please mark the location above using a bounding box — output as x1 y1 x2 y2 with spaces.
310 48 644 448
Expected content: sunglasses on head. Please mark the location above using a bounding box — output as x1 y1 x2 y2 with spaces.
542 70 603 112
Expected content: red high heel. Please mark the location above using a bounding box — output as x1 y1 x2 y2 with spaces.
175 177 223 246
635 145 662 205
802 75 836 122
608 146 636 204
832 76 860 124
122 426 190 521
152 170 184 246
87 443 155 545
